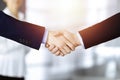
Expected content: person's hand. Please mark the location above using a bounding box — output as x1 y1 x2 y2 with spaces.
46 31 76 56
60 30 80 47
46 30 80 56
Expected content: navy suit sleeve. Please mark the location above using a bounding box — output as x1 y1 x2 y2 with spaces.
0 11 45 50
79 13 120 49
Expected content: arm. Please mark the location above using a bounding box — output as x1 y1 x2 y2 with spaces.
0 11 45 49
79 13 120 49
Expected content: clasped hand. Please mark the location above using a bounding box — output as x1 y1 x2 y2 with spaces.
45 30 80 56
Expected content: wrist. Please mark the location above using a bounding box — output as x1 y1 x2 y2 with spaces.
76 32 85 48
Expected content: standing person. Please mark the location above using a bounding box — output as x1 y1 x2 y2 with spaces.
0 0 30 80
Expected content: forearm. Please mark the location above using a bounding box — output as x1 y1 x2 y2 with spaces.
79 13 120 49
0 11 45 49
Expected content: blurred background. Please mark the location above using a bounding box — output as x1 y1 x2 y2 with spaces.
0 0 120 80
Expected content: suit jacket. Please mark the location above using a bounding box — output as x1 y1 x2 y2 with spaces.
0 11 45 50
79 12 120 49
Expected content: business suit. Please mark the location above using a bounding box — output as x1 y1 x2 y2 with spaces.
79 12 120 49
0 11 45 50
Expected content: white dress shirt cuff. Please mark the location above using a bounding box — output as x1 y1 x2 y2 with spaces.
77 32 85 49
42 29 48 44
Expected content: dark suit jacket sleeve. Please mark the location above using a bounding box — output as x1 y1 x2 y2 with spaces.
79 12 120 49
0 11 45 50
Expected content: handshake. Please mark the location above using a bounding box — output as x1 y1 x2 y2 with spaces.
46 30 81 56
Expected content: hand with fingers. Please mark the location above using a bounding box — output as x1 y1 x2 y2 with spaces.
45 30 80 56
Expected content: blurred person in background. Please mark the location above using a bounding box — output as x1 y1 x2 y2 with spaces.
0 0 30 80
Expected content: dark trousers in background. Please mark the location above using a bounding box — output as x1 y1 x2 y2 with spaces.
0 75 24 80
